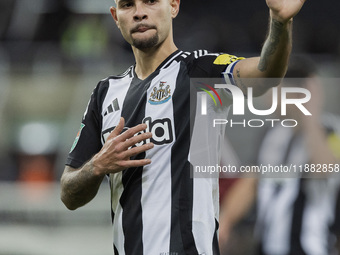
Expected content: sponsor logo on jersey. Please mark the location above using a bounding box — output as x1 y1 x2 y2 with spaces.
149 81 171 105
102 117 173 146
213 54 244 65
70 123 85 153
138 117 173 145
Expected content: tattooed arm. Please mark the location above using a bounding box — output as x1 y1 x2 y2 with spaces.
61 118 153 210
61 164 105 210
233 0 306 96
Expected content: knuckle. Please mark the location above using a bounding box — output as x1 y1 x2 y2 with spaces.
106 137 118 147
117 160 128 168
125 128 136 137
114 143 123 153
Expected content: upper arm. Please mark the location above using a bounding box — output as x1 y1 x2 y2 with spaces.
233 57 281 96
66 82 107 169
233 57 261 79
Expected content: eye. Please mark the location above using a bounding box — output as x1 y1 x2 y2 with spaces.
119 1 134 8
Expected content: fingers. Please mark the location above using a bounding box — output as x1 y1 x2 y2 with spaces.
103 119 154 170
106 118 155 151
107 118 149 143
119 158 152 169
119 123 149 143
121 142 154 159
108 142 153 172
109 143 153 171
121 131 152 150
110 117 125 137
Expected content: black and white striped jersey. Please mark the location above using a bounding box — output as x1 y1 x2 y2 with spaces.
255 114 340 255
66 49 242 255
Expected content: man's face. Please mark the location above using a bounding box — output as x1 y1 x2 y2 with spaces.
112 0 178 50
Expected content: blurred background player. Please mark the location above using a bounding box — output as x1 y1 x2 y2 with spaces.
219 56 340 255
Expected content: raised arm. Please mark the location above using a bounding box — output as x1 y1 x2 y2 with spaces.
233 0 306 96
60 117 154 210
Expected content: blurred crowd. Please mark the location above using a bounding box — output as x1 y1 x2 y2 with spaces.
0 0 340 70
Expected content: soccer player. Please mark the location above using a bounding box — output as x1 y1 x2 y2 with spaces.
60 0 306 254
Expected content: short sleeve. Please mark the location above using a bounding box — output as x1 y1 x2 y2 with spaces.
66 82 107 169
187 51 245 83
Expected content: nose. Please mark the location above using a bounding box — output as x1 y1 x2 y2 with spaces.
133 2 147 21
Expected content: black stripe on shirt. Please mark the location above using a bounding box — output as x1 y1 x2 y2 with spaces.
120 76 150 255
169 63 199 254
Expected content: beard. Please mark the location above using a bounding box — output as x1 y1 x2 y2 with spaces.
132 33 159 50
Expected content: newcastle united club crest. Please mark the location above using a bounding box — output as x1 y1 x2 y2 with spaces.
149 81 171 105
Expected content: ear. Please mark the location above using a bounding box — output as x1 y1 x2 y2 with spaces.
170 0 180 18
110 6 120 28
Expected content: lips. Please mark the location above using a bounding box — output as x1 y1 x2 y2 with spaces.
131 24 156 33
136 26 149 32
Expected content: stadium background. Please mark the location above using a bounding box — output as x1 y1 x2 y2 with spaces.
0 0 339 254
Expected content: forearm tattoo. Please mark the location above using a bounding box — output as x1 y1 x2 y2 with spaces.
258 19 285 72
67 164 95 195
62 160 103 207
236 68 247 93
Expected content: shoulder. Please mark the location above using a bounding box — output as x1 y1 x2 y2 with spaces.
88 65 134 106
99 66 134 85
176 50 221 64
176 49 244 77
178 50 243 64
95 66 134 91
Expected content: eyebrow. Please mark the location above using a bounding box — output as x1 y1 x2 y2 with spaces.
117 0 132 5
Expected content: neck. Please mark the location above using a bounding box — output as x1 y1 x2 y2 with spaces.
132 39 177 80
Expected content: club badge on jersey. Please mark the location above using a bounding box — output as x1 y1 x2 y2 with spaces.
148 81 172 105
